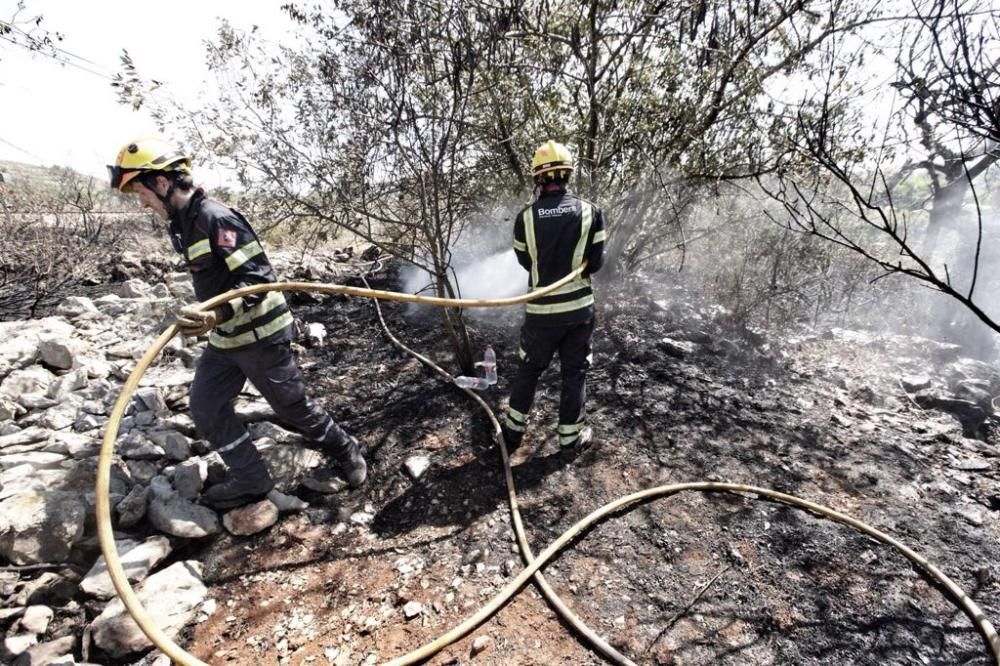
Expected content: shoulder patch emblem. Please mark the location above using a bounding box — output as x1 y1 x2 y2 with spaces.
217 229 238 249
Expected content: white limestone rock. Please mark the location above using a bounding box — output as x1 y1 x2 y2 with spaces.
38 337 86 371
0 490 86 564
222 499 279 536
147 477 220 538
90 561 207 658
17 605 53 634
0 367 56 400
81 536 173 599
55 296 98 317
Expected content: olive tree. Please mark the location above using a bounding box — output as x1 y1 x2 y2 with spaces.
470 0 889 282
763 0 1000 343
118 3 525 370
116 0 897 349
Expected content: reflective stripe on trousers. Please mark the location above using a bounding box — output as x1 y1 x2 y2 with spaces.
507 318 594 436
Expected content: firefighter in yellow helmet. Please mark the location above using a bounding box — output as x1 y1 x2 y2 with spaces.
108 136 191 194
109 137 367 506
502 140 607 454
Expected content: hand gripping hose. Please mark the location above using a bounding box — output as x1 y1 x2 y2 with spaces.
95 269 1000 665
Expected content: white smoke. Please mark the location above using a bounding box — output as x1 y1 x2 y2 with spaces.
400 249 529 320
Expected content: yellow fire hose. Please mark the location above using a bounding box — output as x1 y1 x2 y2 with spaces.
363 278 636 665
95 269 1000 665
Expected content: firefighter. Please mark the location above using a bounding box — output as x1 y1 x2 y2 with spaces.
108 137 367 506
502 140 606 453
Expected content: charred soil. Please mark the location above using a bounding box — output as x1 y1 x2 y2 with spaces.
182 271 1000 666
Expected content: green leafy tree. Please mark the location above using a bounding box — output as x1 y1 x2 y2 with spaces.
471 0 887 281
116 0 896 357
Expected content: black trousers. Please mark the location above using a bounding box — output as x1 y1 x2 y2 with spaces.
189 342 349 453
506 319 594 443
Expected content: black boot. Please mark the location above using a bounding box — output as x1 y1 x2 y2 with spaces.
202 438 275 508
501 423 523 452
334 436 367 488
317 420 367 488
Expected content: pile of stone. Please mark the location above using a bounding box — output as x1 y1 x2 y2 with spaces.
0 273 334 665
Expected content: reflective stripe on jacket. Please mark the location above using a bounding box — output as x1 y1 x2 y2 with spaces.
169 190 292 349
512 187 606 325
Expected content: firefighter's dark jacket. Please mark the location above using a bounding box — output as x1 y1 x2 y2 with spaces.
513 185 606 325
169 189 292 349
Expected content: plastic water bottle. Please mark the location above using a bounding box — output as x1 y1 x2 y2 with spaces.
483 345 497 385
454 376 489 390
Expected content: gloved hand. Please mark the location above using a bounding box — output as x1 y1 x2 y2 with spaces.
175 304 222 337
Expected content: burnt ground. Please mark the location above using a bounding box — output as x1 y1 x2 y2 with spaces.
181 268 1000 666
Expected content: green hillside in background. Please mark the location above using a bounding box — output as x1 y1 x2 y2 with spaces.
0 159 129 210
0 159 104 189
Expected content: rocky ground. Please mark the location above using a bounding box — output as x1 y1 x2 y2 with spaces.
1 251 998 665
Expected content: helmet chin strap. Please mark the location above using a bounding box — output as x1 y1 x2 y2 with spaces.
158 181 179 219
143 174 179 219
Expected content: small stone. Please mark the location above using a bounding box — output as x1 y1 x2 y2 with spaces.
268 490 309 512
173 459 206 500
304 322 327 347
116 484 150 528
38 337 83 370
73 413 105 432
198 598 217 622
147 430 193 462
3 633 37 656
19 605 53 634
133 387 167 412
350 511 374 525
13 634 76 665
471 635 492 656
402 601 423 619
404 456 431 481
358 616 379 634
301 476 350 494
958 508 984 527
222 500 279 536
955 458 991 472
900 375 932 392
659 337 698 358
56 296 97 316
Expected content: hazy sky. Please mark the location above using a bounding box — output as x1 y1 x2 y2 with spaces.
0 1 291 184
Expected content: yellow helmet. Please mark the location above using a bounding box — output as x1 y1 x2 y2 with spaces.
108 137 191 192
531 140 574 179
